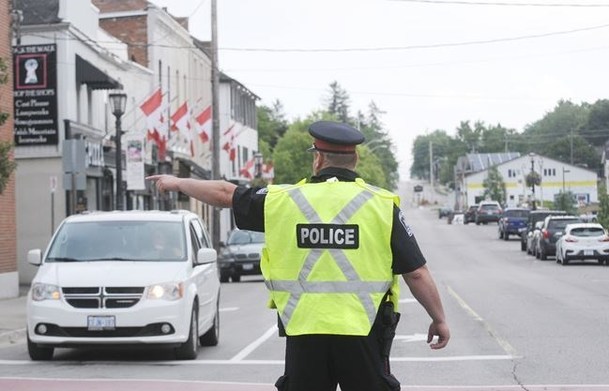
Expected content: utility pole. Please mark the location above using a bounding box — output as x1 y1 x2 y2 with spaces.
211 0 221 250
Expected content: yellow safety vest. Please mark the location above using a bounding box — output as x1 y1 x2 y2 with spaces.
262 177 401 336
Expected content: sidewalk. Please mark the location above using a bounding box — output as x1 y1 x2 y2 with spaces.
0 285 29 346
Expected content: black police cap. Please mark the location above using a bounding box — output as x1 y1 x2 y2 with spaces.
308 121 365 154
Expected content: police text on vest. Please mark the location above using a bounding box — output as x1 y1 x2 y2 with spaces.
296 224 359 249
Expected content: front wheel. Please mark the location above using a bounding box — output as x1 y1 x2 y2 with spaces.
200 299 220 346
27 334 54 361
175 305 199 360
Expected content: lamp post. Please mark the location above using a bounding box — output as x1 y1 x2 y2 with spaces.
254 152 263 178
109 91 127 211
562 167 570 193
529 152 536 210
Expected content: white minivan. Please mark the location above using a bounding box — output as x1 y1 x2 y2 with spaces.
26 210 220 360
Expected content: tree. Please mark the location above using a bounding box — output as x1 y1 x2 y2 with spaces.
0 57 17 195
357 145 387 188
482 165 506 204
272 120 315 184
257 100 288 150
554 191 577 215
324 81 350 123
597 182 609 230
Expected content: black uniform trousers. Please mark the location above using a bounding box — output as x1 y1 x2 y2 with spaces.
275 319 401 391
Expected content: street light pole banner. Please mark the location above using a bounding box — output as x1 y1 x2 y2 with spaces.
125 133 145 191
13 44 58 146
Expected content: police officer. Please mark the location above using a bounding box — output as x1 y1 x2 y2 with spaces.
147 120 449 391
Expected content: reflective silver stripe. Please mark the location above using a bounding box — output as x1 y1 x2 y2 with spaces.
269 185 391 331
266 280 391 293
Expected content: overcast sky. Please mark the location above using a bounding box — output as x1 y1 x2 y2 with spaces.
150 0 609 179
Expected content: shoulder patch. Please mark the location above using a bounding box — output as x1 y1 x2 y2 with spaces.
398 210 414 237
256 187 269 195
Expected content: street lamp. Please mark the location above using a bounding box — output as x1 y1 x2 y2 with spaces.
254 152 263 178
529 152 536 210
109 91 127 211
562 167 570 193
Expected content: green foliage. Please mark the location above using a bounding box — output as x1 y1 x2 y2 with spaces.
357 146 387 188
525 171 541 187
0 57 17 195
597 182 609 230
482 165 506 204
325 81 350 123
272 123 315 184
257 100 288 150
554 191 577 215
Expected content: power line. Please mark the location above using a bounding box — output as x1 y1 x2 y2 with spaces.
220 23 609 52
28 21 609 53
390 0 609 7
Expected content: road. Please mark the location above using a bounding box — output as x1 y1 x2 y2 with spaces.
1 182 609 390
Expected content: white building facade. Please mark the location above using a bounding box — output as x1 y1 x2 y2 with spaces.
464 154 598 209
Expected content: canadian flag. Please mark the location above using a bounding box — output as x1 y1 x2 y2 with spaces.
139 87 168 160
194 105 211 143
222 123 237 161
239 157 256 179
262 162 275 180
170 101 194 156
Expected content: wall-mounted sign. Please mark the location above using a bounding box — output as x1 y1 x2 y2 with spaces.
13 44 58 146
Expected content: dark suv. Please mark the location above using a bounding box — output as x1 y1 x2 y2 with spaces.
219 229 265 283
536 215 582 260
463 205 478 224
475 202 503 225
498 208 530 240
520 210 567 251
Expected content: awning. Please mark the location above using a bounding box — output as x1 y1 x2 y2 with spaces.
176 157 211 180
75 55 123 90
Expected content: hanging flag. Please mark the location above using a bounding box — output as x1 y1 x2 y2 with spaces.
239 157 256 179
194 105 211 143
170 101 194 156
139 87 168 160
262 162 275 181
222 123 237 161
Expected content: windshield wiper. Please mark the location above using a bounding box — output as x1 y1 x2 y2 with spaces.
91 257 144 262
46 257 83 262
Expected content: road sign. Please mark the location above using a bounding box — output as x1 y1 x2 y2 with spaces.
414 184 423 192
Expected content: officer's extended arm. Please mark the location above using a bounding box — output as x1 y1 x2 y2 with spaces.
402 265 450 350
146 175 237 208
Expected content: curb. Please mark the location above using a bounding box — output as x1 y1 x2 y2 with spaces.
0 328 26 346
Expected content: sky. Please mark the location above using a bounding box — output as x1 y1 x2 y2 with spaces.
150 0 609 180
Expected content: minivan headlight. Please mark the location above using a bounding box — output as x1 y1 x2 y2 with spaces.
146 282 183 301
31 283 61 301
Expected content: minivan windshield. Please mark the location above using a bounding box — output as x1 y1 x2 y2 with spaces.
46 221 187 262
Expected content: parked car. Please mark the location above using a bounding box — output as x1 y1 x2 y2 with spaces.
536 215 582 260
26 210 221 361
475 202 503 225
463 205 478 224
438 206 452 219
520 210 568 251
555 223 609 265
219 229 265 283
498 208 530 240
527 221 545 256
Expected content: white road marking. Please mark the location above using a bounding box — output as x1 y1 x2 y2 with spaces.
446 285 517 356
0 355 519 366
399 298 417 304
229 324 277 362
395 333 428 342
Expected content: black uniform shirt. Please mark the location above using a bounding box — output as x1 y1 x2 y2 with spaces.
232 167 426 274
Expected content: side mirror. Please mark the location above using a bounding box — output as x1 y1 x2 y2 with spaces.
196 248 217 265
27 249 42 266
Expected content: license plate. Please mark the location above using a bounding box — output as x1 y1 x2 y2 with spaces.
242 263 254 270
584 250 593 256
87 316 115 330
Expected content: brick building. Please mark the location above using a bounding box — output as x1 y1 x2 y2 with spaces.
0 0 18 298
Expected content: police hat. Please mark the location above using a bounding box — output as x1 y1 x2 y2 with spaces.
307 121 365 154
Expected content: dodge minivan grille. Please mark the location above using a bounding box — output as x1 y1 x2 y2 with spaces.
62 287 145 309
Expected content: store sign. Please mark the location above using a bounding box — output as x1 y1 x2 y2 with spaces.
13 44 58 146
